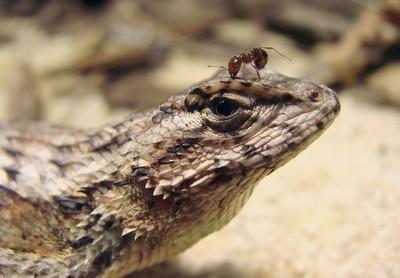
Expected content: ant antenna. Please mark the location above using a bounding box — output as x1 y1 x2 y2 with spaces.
261 46 292 62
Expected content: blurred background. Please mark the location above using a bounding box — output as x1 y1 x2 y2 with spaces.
0 0 399 277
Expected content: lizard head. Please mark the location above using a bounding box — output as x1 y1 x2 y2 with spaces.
118 68 340 249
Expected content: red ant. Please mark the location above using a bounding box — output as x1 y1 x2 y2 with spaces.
211 46 291 80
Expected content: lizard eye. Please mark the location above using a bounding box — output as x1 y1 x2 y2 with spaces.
203 93 255 133
185 89 257 133
213 98 237 117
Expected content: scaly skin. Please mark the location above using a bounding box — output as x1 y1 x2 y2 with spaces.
0 68 340 277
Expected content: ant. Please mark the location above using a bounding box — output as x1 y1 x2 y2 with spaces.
211 46 291 80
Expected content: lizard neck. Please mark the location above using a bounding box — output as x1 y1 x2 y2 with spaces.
67 165 263 277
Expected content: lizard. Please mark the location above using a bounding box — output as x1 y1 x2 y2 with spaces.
0 67 340 277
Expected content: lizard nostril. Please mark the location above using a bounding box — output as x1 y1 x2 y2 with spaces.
309 90 321 101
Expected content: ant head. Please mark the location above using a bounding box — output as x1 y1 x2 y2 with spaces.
253 48 269 70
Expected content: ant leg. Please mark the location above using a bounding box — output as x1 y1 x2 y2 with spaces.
241 68 248 81
208 65 233 77
208 65 227 69
250 62 261 80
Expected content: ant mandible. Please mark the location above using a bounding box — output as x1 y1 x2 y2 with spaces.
214 46 291 80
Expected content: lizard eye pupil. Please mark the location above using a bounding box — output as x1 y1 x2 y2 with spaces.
214 99 236 117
